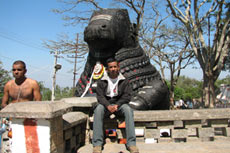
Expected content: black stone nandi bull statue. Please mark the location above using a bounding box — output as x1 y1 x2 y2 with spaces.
75 9 169 110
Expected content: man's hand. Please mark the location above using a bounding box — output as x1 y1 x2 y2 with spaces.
107 105 118 113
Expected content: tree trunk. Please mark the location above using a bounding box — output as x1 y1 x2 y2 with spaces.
203 72 216 108
169 84 175 109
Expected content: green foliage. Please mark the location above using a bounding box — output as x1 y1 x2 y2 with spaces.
38 82 52 101
169 76 203 101
172 75 230 102
38 82 73 101
0 62 12 103
174 87 185 100
54 85 73 100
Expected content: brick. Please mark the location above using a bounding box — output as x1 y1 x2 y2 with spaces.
158 138 173 143
157 121 173 129
70 136 76 148
209 119 229 127
50 135 57 151
198 128 214 138
174 138 186 142
185 120 201 128
214 136 230 141
51 131 64 151
186 137 200 142
145 122 157 128
75 126 81 135
200 137 214 141
53 117 63 132
64 129 73 140
56 143 64 153
187 128 197 136
145 129 160 138
223 127 230 137
57 131 64 145
174 120 183 128
171 129 187 138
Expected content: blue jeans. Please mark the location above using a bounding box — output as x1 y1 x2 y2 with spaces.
92 104 136 147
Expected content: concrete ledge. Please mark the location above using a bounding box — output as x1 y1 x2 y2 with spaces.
61 97 97 108
133 108 230 122
63 112 88 130
78 141 230 153
0 101 72 118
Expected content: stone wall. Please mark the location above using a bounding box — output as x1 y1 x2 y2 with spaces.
0 97 230 153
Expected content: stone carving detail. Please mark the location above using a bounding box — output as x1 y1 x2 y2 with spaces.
75 9 169 110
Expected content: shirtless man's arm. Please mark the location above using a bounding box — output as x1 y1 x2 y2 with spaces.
32 80 42 101
1 82 10 108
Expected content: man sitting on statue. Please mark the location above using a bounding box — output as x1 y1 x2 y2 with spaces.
92 58 139 153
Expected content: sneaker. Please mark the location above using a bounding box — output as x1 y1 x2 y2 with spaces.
127 146 139 153
93 146 102 153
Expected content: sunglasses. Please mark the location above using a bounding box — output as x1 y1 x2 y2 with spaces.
12 69 23 71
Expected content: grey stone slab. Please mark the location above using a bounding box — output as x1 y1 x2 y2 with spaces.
63 112 87 130
209 119 229 127
133 109 230 122
174 120 184 128
77 141 230 153
198 128 215 138
223 127 230 136
145 129 160 138
172 129 187 138
185 120 202 128
0 101 72 118
61 97 97 107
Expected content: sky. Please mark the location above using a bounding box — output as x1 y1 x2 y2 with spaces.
0 0 83 89
0 0 229 89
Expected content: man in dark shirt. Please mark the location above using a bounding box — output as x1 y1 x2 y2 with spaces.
92 58 139 153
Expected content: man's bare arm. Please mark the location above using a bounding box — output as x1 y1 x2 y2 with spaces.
1 83 10 109
32 81 42 101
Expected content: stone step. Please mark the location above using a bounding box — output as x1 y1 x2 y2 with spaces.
77 140 230 153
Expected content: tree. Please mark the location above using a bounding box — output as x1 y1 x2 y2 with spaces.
139 1 195 108
166 0 230 108
166 76 203 108
53 0 147 38
0 61 12 104
176 76 203 101
43 33 88 96
38 82 52 101
38 82 73 101
222 2 230 72
54 85 73 100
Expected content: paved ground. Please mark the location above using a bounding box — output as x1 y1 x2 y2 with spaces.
77 140 230 153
